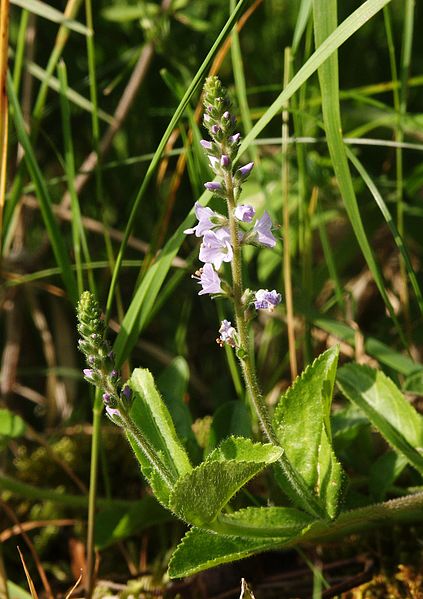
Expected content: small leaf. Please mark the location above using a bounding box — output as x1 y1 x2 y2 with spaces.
337 364 423 476
273 346 345 517
127 368 192 505
369 452 408 501
169 437 282 526
0 409 27 438
168 527 283 579
94 497 171 549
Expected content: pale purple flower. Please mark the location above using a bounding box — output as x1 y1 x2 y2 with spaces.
102 392 111 404
106 406 120 418
192 263 223 296
204 181 223 193
183 202 225 237
122 385 132 400
208 155 219 170
229 133 241 144
236 161 254 180
234 204 255 223
200 139 213 150
83 368 95 381
211 124 220 135
252 211 276 248
218 320 237 347
223 111 230 119
220 155 230 168
254 289 282 312
199 228 233 270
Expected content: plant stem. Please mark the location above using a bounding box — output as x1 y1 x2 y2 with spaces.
85 391 102 598
223 163 325 520
119 410 175 491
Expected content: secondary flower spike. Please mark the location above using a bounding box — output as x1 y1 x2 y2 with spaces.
77 291 132 424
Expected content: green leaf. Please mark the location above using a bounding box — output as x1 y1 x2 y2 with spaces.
403 370 423 394
94 497 171 549
207 401 252 453
168 527 283 579
127 368 192 505
169 437 282 526
11 0 91 36
7 73 78 304
273 346 345 518
337 364 423 476
369 451 408 501
0 409 27 438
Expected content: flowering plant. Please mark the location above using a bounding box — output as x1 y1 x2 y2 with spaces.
77 77 423 580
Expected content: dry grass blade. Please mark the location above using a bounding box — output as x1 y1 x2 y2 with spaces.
17 547 39 599
1 519 77 543
1 500 54 599
0 0 10 245
65 571 83 599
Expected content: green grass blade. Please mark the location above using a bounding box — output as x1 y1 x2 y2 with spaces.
312 0 405 346
346 148 423 316
292 0 312 54
58 62 94 295
7 72 78 304
105 0 250 322
239 0 392 158
26 60 114 124
11 0 91 36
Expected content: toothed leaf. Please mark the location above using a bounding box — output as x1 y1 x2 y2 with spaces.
169 437 282 526
273 346 345 518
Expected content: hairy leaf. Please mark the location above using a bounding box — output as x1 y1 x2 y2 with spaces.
168 527 283 578
169 437 282 526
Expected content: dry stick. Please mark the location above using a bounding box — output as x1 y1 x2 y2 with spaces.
60 0 173 210
281 47 297 380
0 499 54 599
0 519 76 543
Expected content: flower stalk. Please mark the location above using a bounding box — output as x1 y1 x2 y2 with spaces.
187 76 326 519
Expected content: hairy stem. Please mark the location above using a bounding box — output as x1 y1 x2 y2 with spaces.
223 165 325 519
